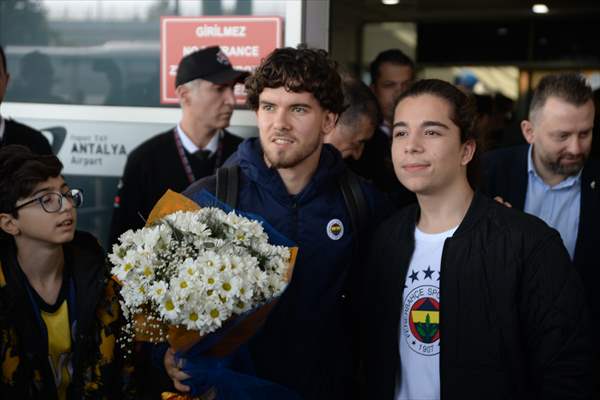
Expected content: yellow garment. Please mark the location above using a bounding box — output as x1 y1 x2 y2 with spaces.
41 300 72 400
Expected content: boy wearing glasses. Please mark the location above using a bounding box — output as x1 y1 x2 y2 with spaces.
0 145 134 399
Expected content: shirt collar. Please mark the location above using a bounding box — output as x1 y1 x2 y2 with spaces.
527 144 582 189
176 124 220 155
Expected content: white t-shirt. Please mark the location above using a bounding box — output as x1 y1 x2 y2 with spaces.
396 225 457 400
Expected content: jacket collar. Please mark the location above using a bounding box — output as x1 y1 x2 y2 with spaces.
453 191 490 237
66 234 107 333
235 138 346 205
407 190 489 238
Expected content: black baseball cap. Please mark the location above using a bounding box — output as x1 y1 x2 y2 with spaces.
175 46 249 88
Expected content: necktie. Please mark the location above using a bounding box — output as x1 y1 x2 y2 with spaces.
193 149 212 161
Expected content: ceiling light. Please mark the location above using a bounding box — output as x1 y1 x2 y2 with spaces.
382 0 400 5
532 4 549 14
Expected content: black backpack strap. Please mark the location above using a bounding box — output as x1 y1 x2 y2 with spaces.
215 165 239 208
339 169 369 242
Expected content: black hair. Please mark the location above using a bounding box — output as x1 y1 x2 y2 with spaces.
369 49 415 85
0 145 63 217
339 78 381 128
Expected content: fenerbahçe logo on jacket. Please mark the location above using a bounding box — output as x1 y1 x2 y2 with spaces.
326 218 344 240
402 282 440 356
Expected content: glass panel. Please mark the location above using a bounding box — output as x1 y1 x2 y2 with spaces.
0 0 288 107
361 22 416 83
0 0 287 250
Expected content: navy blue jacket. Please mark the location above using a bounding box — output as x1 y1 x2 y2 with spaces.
185 138 390 399
482 145 600 385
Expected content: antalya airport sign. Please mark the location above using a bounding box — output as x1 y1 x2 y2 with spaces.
160 16 283 104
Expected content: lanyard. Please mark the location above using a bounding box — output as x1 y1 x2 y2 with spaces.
173 128 224 185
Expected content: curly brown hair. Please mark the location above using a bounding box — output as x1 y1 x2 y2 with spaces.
245 45 345 114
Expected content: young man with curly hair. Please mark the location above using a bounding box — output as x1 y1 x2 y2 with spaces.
0 145 134 399
162 45 389 399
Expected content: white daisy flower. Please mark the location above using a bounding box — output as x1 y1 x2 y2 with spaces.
108 206 293 344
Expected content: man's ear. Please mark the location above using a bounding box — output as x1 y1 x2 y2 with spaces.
521 119 535 144
175 84 189 107
0 213 19 237
460 139 477 166
322 112 337 137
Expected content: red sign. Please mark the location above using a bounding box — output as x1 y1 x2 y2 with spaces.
160 16 283 104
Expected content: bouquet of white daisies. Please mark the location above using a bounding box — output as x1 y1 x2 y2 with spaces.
109 190 296 354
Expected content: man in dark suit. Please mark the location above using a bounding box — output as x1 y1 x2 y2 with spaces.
483 72 599 389
0 45 52 154
109 46 247 245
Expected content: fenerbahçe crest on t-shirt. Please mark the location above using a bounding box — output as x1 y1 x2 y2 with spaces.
403 288 440 355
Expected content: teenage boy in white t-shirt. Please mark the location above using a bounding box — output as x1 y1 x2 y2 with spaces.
359 79 592 399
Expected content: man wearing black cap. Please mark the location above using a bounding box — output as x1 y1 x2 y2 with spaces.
109 46 247 245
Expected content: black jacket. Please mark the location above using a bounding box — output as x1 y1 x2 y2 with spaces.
1 119 53 155
482 145 600 345
109 128 241 245
360 192 592 399
0 232 134 399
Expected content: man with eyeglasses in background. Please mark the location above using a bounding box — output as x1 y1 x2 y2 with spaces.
0 145 134 399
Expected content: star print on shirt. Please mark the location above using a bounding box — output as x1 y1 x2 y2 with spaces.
409 270 419 283
423 266 434 280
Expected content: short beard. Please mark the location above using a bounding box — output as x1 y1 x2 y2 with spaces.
543 153 586 177
264 145 319 169
261 137 321 169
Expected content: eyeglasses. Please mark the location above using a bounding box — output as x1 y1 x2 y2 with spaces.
14 189 84 214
